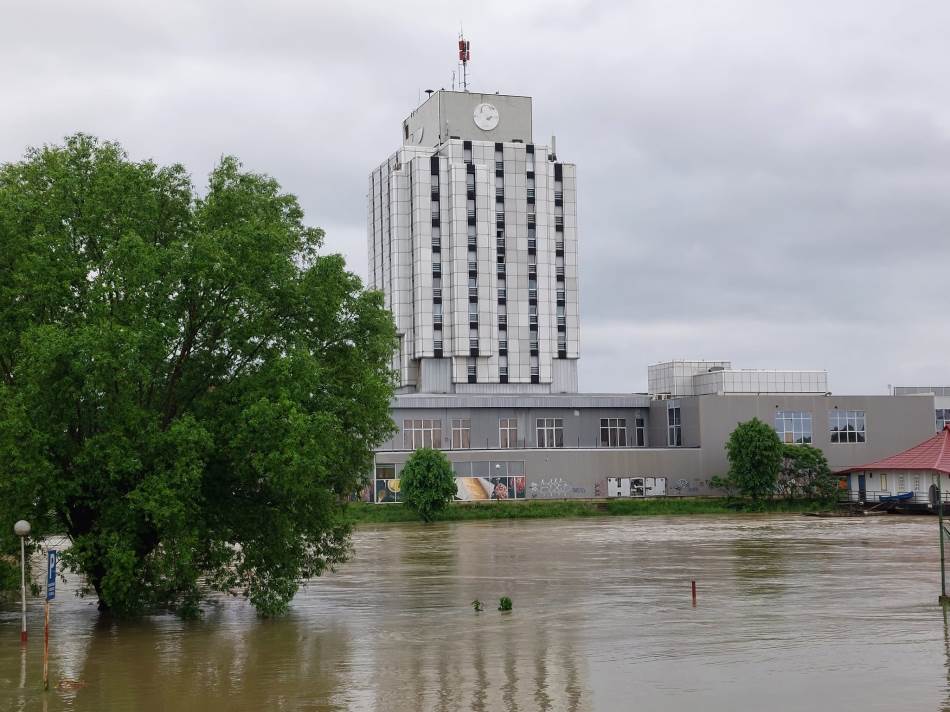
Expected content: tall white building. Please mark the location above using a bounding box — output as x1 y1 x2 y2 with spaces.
368 90 579 393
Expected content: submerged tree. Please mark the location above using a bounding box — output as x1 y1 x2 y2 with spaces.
399 448 457 522
778 444 837 500
0 135 396 616
723 418 784 500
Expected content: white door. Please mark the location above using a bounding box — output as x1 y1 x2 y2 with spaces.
652 477 667 496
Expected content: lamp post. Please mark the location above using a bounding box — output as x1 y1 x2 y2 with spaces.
14 520 31 644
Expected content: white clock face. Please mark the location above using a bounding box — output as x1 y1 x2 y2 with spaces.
473 103 500 131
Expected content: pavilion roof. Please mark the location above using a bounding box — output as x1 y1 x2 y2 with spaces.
839 425 950 475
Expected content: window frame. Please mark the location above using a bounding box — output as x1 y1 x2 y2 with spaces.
536 418 564 448
499 417 518 449
451 418 471 449
667 406 682 447
599 417 627 447
403 419 442 449
829 409 866 443
774 411 813 444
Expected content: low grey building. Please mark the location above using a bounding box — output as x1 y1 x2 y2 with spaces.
372 366 937 501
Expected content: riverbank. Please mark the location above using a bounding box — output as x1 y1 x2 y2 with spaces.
344 497 831 524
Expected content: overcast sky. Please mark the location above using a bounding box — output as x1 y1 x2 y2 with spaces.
2 0 948 394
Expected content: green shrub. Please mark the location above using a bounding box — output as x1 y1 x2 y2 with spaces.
399 448 457 522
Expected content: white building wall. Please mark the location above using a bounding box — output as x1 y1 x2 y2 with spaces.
367 92 579 393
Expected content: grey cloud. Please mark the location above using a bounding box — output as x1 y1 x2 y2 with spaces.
1 0 948 394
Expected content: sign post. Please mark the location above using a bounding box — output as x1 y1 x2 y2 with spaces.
44 550 56 691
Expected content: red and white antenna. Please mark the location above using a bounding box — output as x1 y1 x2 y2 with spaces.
458 33 470 91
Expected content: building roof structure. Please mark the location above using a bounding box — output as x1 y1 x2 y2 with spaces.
839 424 950 474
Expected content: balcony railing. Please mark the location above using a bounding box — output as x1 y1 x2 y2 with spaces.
433 288 442 300
498 314 507 326
496 237 505 250
497 264 506 276
528 238 536 252
468 261 477 272
433 314 443 325
468 235 477 248
432 263 441 275
556 266 565 278
498 289 507 301
555 216 564 227
555 191 563 201
557 315 566 326
529 315 538 326
495 161 504 171
467 209 476 220
468 287 478 299
529 288 538 301
526 188 535 200
496 188 504 199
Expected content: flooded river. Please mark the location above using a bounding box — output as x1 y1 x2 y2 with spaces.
2 514 949 711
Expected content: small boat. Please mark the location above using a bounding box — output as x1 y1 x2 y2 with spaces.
879 492 915 503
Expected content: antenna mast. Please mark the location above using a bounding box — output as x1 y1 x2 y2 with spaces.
457 32 470 91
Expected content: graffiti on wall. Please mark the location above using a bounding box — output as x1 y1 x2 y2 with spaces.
529 478 588 498
670 478 708 494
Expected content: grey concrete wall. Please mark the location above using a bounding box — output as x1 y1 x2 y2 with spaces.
694 393 937 476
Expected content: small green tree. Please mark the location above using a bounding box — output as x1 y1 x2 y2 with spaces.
399 448 457 522
724 418 784 500
778 444 837 500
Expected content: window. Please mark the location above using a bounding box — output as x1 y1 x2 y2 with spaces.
829 410 866 443
374 464 400 503
452 419 471 449
775 411 813 444
499 418 518 448
403 419 441 449
634 416 646 447
600 418 627 447
467 363 477 384
880 473 888 491
537 418 564 448
938 409 950 431
668 406 682 447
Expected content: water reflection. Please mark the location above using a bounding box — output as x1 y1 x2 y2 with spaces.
1 516 949 711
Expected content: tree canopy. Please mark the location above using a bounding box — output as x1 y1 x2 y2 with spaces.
0 135 396 616
398 448 457 522
723 418 784 500
778 444 837 500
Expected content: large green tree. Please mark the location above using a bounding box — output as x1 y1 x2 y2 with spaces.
399 448 457 522
723 418 784 500
0 135 396 616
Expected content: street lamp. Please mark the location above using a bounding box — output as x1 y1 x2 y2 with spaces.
14 520 30 644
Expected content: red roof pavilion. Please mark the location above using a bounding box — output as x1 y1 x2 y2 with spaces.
839 424 950 475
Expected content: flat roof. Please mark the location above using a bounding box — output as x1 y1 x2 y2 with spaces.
391 393 652 409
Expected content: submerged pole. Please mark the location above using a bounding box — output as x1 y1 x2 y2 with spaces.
691 580 697 607
940 476 950 605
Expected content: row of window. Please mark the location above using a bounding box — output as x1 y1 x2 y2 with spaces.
401 409 873 450
402 417 646 450
775 410 867 444
937 409 950 431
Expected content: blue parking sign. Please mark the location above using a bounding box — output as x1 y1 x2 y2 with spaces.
46 550 57 601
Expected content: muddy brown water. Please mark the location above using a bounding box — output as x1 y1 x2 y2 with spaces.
2 514 949 711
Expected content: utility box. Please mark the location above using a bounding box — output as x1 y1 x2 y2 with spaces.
645 477 667 496
630 477 667 497
606 477 629 498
